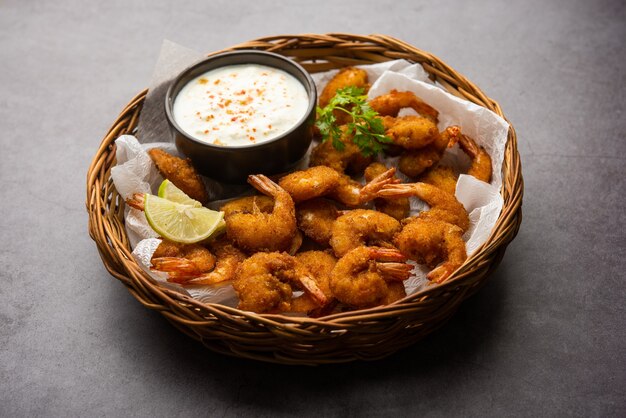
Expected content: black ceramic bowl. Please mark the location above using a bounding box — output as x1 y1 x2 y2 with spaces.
165 50 317 184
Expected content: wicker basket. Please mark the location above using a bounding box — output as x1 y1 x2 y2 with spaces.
86 34 523 365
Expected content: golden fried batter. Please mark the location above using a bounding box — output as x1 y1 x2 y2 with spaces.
398 125 461 178
364 162 410 221
225 175 296 252
148 148 209 204
377 182 469 231
329 209 401 257
291 250 338 315
309 126 373 175
458 134 492 183
369 90 439 122
233 252 326 313
151 239 216 283
278 166 341 203
330 246 411 309
419 165 459 196
394 219 467 284
319 67 370 121
296 198 338 246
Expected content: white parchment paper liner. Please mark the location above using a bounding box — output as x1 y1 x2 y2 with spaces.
111 41 509 305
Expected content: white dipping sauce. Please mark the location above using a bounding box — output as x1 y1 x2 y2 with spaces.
173 64 309 146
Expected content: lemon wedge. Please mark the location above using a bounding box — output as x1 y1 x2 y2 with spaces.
143 194 224 244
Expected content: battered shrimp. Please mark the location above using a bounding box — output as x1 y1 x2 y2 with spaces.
369 90 439 122
296 198 339 246
385 115 439 149
147 148 209 204
151 237 245 285
398 125 461 177
225 175 296 252
377 182 470 231
364 162 410 221
309 126 373 174
150 239 216 284
319 67 369 109
458 134 493 183
382 282 407 305
329 174 362 207
394 219 467 284
419 165 459 196
233 252 327 313
278 166 341 203
329 209 402 257
330 246 412 309
221 195 274 218
291 251 338 316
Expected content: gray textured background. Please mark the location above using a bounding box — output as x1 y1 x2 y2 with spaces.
1 0 625 416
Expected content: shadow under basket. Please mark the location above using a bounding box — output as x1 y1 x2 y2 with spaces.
86 33 523 365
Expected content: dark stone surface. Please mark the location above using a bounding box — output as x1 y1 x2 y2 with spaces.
1 0 624 416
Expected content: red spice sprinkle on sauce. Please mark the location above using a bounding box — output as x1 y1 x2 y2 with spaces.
174 65 308 146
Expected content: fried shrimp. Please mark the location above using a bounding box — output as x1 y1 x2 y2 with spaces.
377 182 470 231
369 90 439 122
319 67 369 109
385 115 439 149
398 125 461 177
150 239 217 284
364 163 410 221
221 195 274 218
309 126 373 174
291 251 338 315
233 252 327 313
278 166 341 203
147 148 209 204
419 165 459 196
394 219 467 284
330 246 412 309
458 134 493 183
151 237 245 285
329 209 402 257
296 198 339 246
225 175 296 252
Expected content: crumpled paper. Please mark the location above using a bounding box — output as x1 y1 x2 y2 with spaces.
111 40 510 305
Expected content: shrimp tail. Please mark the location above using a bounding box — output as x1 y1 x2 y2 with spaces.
359 167 400 203
444 126 462 147
126 193 146 211
298 275 328 306
248 174 280 197
427 262 458 284
375 183 417 199
457 134 492 183
377 262 413 281
369 247 407 262
151 257 203 283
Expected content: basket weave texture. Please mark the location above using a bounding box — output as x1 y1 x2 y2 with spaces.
86 34 523 365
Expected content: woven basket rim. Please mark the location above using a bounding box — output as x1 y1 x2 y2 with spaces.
86 33 523 362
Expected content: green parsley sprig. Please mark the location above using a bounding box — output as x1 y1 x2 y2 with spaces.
315 86 392 157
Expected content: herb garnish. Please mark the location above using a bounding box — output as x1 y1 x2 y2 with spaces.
315 86 392 156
